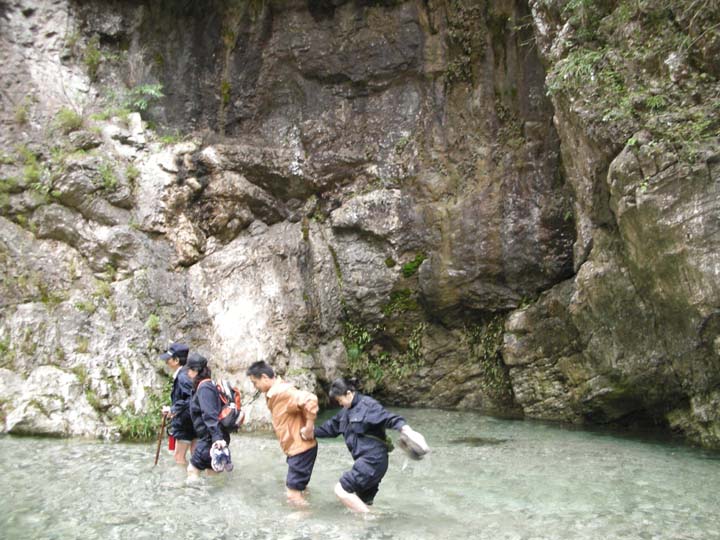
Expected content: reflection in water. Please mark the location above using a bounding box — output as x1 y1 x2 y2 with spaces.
1 409 719 540
448 436 508 446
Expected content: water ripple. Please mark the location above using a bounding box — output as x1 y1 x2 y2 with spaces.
1 410 719 540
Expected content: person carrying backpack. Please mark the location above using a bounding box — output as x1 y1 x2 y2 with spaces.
186 353 233 478
159 342 196 465
310 377 429 513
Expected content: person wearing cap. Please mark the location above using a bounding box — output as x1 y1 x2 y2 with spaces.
186 352 232 478
160 342 196 465
246 360 319 506
311 377 429 513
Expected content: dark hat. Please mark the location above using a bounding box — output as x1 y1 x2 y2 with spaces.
159 342 189 361
187 352 208 370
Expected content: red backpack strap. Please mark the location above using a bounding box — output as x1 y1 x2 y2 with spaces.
232 386 242 410
216 382 230 405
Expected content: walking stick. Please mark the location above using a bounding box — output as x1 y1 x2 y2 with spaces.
154 412 168 466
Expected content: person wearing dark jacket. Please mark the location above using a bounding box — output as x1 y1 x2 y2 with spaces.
185 353 231 478
160 342 196 465
309 378 429 513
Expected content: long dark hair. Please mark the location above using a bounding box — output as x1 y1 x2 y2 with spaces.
192 366 212 391
328 377 359 400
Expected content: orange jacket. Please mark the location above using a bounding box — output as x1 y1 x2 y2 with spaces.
266 379 318 456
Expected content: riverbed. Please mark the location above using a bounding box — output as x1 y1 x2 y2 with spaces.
1 408 719 540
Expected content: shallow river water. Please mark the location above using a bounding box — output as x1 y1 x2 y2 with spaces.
1 408 719 540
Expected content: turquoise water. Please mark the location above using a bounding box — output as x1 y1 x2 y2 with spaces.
1 409 719 540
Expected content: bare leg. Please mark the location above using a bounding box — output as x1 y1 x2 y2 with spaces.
287 488 309 507
334 482 369 513
174 440 191 465
186 462 201 482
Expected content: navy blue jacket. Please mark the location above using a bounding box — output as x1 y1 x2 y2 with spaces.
189 379 226 443
170 367 195 434
314 393 406 460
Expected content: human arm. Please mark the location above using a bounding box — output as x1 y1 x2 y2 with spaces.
313 412 343 439
368 402 429 455
171 372 194 416
197 384 225 443
286 388 318 440
285 388 319 418
365 400 407 431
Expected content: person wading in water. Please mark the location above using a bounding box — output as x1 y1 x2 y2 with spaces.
246 360 319 506
160 342 196 465
186 353 232 479
310 377 429 513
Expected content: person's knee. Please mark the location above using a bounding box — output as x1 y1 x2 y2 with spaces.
187 462 200 476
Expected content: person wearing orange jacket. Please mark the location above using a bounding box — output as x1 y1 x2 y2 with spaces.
246 360 319 506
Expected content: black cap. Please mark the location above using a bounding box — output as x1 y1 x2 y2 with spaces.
187 352 208 370
159 342 190 361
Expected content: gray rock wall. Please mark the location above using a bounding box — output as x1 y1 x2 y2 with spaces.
503 0 720 446
0 0 718 447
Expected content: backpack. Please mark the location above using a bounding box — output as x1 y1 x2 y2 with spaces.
199 379 244 432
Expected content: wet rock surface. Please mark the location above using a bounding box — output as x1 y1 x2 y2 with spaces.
0 0 718 447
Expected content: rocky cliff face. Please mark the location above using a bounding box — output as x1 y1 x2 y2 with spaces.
0 0 718 447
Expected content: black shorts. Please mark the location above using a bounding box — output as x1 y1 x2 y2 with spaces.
339 453 389 504
171 427 195 442
170 415 196 442
286 445 318 491
190 433 230 471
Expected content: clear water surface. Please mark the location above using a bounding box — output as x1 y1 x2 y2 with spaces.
1 409 719 540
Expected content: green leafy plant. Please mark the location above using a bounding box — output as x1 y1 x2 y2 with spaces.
221 80 231 106
55 107 83 134
93 280 112 300
158 131 182 145
125 164 140 184
64 30 81 54
38 284 66 308
75 336 90 354
464 316 513 402
14 100 29 125
547 48 607 96
342 320 376 362
99 163 117 190
445 0 485 85
342 320 427 384
0 177 19 194
394 136 410 154
85 388 103 411
74 300 97 314
104 263 118 282
145 313 161 333
382 289 419 316
125 83 164 112
645 95 667 111
18 146 43 185
107 299 118 322
119 365 131 391
115 379 172 441
401 252 427 278
72 365 89 387
84 35 102 81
